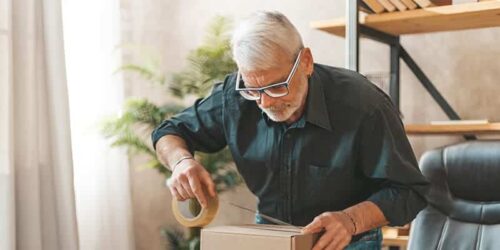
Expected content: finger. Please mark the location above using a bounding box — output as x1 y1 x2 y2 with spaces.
312 230 336 250
325 239 340 250
170 186 184 201
180 178 196 199
175 183 190 200
188 175 207 208
174 175 191 199
201 171 216 197
302 218 324 234
325 225 351 250
167 176 187 200
326 235 350 250
324 236 340 250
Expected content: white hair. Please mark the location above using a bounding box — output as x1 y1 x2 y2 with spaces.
231 11 304 71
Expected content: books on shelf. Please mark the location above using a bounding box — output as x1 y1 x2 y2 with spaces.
359 0 378 13
413 0 433 8
360 0 453 13
401 0 418 9
362 0 386 13
414 0 452 8
376 0 398 11
389 0 409 10
433 0 453 5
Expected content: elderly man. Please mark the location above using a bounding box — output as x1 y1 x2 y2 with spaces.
152 11 429 249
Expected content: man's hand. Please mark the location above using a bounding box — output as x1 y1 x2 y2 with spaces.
166 158 217 208
301 211 355 250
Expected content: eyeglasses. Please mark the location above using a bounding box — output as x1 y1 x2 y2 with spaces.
235 49 303 101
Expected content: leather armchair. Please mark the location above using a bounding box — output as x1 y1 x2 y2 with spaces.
408 140 500 250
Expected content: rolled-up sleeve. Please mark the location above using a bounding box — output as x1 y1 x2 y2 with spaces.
359 99 430 226
151 82 227 153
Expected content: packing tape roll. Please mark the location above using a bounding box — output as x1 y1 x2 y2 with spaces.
172 195 219 227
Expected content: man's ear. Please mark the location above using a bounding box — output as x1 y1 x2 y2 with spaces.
301 47 314 76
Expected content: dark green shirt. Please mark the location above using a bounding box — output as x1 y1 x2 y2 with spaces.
152 64 429 227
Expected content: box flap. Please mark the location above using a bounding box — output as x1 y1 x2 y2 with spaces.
203 224 304 238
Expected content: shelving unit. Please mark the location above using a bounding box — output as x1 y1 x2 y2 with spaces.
312 1 500 36
311 0 500 137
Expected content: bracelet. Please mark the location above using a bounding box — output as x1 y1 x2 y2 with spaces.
340 211 357 235
171 155 194 172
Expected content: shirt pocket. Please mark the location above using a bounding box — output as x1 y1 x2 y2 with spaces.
302 164 332 201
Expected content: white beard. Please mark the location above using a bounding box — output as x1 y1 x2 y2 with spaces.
261 104 297 122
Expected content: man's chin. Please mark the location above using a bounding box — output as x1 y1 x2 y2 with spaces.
263 110 290 122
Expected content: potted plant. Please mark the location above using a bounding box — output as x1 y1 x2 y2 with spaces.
102 16 242 250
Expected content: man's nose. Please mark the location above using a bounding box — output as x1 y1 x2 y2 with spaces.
259 92 275 109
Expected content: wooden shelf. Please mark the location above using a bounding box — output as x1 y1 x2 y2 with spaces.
382 226 409 248
405 122 500 135
310 1 500 36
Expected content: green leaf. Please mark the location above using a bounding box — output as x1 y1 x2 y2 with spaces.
100 16 241 188
169 15 237 98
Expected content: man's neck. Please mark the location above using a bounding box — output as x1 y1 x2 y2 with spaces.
284 83 309 125
284 104 305 125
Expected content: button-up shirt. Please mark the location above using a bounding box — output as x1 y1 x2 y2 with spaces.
152 63 430 227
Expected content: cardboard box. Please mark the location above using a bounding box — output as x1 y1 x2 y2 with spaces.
201 224 320 250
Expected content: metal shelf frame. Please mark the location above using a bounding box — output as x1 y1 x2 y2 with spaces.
346 0 475 139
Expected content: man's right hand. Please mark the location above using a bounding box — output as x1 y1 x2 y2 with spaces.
166 158 217 208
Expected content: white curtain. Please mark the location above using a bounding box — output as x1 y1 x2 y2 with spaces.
0 0 79 249
62 0 135 250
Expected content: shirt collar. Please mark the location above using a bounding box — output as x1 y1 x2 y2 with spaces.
303 68 333 131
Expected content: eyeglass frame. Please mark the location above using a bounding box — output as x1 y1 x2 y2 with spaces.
235 49 304 101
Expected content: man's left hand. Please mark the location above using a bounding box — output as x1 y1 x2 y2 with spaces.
301 211 355 250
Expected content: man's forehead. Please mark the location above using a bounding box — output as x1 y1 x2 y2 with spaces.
240 67 289 87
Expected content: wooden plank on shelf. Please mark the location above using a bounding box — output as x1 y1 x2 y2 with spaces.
405 122 500 135
382 226 409 248
383 236 409 248
310 1 500 36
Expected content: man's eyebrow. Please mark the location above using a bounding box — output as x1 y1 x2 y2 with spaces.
244 78 286 88
241 71 288 88
266 74 289 85
267 77 288 86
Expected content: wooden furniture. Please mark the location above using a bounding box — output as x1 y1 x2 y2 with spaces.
382 225 410 249
311 1 500 36
311 1 500 138
383 236 409 249
405 122 500 135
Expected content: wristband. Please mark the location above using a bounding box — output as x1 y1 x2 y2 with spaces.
171 155 194 172
340 210 357 235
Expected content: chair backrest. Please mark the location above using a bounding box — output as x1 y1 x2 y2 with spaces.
408 140 500 250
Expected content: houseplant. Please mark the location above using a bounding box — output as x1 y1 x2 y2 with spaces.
102 16 241 250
